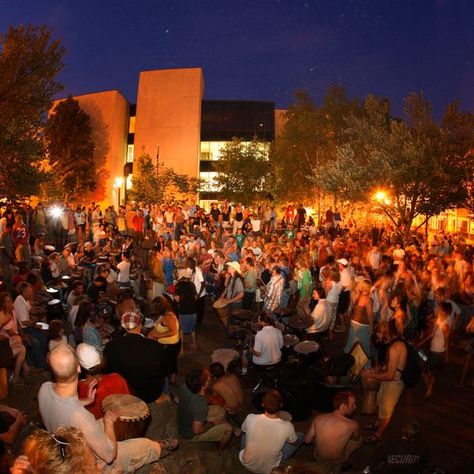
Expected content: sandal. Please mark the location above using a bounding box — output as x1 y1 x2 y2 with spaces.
363 422 379 431
364 433 381 444
159 438 179 458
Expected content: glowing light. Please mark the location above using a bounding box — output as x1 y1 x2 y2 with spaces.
114 177 124 188
373 190 391 205
50 206 63 219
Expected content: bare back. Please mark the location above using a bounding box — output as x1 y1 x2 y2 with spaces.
313 412 359 460
212 373 244 412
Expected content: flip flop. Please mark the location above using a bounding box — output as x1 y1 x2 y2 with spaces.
364 433 381 444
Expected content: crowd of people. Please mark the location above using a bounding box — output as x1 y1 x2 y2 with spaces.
0 199 472 473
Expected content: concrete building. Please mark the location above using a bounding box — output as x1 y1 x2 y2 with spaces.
56 67 285 207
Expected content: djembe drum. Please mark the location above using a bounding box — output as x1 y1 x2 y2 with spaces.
102 394 151 441
360 377 380 415
213 298 229 326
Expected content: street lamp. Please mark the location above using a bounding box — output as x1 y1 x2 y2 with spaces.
373 190 391 206
114 177 124 208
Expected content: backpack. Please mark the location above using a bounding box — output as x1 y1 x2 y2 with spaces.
400 340 422 388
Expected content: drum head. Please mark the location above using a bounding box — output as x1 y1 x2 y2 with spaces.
283 334 299 347
102 394 149 421
213 299 227 309
46 287 59 294
48 299 61 305
294 340 320 355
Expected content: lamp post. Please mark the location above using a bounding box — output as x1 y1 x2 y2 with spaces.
114 177 124 208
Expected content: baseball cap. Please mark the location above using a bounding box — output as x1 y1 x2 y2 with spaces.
121 311 143 330
337 258 349 266
76 343 101 370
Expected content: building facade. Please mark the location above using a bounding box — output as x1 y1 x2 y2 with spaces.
56 67 285 207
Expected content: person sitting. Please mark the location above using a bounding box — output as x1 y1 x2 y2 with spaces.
304 390 361 473
48 319 68 352
82 312 105 353
87 275 107 304
0 404 28 471
177 368 233 450
10 427 99 474
240 389 303 473
38 343 177 472
242 313 283 374
103 311 169 403
76 343 130 420
208 362 244 414
306 286 332 336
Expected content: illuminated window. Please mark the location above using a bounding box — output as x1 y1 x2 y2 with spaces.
128 116 136 134
127 144 134 163
199 172 220 192
199 141 270 161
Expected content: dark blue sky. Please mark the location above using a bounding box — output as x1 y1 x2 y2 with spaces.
1 0 472 117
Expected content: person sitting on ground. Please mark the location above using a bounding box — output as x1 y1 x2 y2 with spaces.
10 427 99 474
207 362 244 414
361 318 408 442
371 418 430 473
304 390 361 474
177 368 233 450
76 343 131 420
48 319 68 352
103 311 169 403
240 389 303 473
0 404 28 471
38 343 177 472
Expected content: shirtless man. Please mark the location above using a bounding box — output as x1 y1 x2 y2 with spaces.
362 318 408 442
304 390 361 474
209 362 244 413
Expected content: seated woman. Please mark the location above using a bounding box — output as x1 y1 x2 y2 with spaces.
83 313 105 352
0 292 30 388
10 427 99 474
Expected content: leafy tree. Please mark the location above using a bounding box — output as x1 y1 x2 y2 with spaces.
317 92 473 240
0 25 65 199
271 87 362 207
129 153 199 204
45 97 96 201
213 138 271 205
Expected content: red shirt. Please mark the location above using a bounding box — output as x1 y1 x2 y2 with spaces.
78 373 130 419
132 215 145 232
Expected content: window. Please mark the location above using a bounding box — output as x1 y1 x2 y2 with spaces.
127 144 134 163
128 116 136 134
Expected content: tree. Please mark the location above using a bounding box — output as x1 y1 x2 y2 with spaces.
213 138 272 205
129 153 199 204
45 97 96 201
316 92 473 240
0 25 65 199
271 87 362 206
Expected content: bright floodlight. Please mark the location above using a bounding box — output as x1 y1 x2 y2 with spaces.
114 177 124 188
50 206 63 218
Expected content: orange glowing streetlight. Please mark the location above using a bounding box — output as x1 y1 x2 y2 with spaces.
373 189 391 206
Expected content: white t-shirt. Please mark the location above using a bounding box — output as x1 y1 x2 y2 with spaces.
326 281 342 304
13 295 30 328
117 260 131 283
368 251 381 269
251 219 261 232
340 267 352 289
192 267 206 297
307 299 331 334
240 413 297 473
253 326 283 366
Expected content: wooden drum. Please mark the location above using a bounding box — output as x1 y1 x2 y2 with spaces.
360 377 380 415
102 394 151 441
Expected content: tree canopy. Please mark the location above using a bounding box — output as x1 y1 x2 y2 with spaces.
45 97 96 201
0 25 65 200
129 153 199 204
213 138 272 205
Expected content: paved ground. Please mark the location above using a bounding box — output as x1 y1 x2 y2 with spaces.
3 299 474 473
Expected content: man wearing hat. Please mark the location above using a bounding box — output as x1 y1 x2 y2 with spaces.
103 311 169 403
220 261 244 310
76 343 130 419
336 258 353 332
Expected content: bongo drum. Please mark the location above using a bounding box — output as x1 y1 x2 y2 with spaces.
102 394 150 441
360 377 380 415
213 298 229 326
281 334 299 362
294 340 320 367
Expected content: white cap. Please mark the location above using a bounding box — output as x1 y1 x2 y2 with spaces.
76 343 101 370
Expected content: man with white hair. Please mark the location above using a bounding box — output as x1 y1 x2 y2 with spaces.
38 344 177 472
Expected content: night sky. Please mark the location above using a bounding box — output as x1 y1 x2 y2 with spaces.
1 0 473 117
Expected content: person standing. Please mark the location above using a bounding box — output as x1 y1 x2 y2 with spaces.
242 257 257 310
187 257 207 325
12 214 30 264
175 269 198 355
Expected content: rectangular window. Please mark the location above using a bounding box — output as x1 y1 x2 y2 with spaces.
128 116 136 134
127 144 134 163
